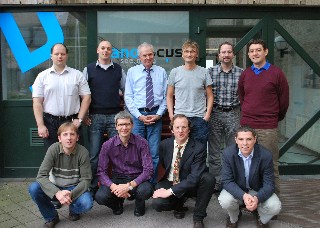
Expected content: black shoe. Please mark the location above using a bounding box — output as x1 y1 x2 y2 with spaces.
44 215 59 228
112 202 123 215
174 210 185 219
193 220 204 228
134 207 145 217
69 213 80 221
213 182 222 193
51 200 62 209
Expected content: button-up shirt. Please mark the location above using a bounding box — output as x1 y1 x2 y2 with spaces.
125 64 168 118
97 134 153 187
209 63 243 107
238 149 254 189
32 65 91 116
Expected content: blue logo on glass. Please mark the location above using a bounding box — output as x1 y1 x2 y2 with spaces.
0 12 64 73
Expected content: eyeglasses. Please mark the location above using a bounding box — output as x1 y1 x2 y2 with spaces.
117 123 132 127
220 51 233 55
183 50 196 54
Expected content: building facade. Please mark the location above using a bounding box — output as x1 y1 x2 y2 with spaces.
0 0 319 177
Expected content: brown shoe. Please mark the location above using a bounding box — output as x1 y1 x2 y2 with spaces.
226 211 242 228
256 219 269 228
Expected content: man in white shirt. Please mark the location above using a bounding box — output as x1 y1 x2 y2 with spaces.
32 43 91 150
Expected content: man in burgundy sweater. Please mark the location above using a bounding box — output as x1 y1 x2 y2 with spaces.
238 39 289 194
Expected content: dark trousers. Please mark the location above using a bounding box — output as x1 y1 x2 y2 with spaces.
95 177 154 210
152 172 215 221
43 115 83 150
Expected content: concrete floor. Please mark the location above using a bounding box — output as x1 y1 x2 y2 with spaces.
2 177 317 228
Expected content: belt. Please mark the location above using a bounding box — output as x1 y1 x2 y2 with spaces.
214 105 239 112
138 106 159 112
43 112 78 121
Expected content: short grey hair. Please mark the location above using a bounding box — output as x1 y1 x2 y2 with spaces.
137 42 154 55
114 111 133 125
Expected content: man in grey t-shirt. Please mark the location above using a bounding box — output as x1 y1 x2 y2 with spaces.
167 40 214 145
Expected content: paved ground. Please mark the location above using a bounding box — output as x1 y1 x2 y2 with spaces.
0 176 319 228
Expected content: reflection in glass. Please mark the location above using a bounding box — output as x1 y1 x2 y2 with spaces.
274 32 320 165
1 12 87 100
98 11 189 74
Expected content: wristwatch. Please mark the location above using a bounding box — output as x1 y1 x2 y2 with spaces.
128 182 133 191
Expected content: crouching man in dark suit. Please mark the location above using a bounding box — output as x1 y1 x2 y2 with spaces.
218 126 281 228
152 114 215 228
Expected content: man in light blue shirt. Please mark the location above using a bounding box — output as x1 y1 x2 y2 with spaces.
125 42 168 184
218 126 281 228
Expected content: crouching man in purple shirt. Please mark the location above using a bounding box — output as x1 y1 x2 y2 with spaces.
95 111 154 217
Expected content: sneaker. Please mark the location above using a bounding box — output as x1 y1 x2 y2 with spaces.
44 216 59 228
69 213 80 221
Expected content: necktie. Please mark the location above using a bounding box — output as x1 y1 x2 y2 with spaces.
145 68 154 109
173 145 183 185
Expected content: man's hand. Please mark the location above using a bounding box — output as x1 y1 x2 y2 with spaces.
152 188 172 199
243 193 258 211
203 113 210 122
83 116 91 126
72 119 81 128
38 125 49 138
138 115 160 125
110 183 131 198
55 190 72 205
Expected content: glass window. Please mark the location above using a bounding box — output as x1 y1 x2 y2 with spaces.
0 12 87 100
98 11 189 74
206 19 260 69
273 31 320 165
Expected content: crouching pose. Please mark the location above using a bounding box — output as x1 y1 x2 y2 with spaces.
218 126 281 228
95 111 154 217
152 114 215 228
29 122 93 227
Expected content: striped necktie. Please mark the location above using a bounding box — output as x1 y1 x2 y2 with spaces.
145 68 154 109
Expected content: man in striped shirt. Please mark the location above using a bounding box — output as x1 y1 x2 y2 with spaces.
29 122 93 228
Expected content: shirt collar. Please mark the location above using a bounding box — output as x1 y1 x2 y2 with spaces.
114 134 136 146
141 64 154 72
174 138 189 149
251 61 271 72
218 63 235 74
59 143 76 155
49 65 70 74
237 149 254 159
96 60 114 68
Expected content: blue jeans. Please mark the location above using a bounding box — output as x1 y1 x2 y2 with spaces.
188 117 210 146
88 114 117 189
28 182 93 222
132 109 162 185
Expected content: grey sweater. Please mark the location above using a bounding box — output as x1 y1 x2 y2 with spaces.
36 142 92 200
